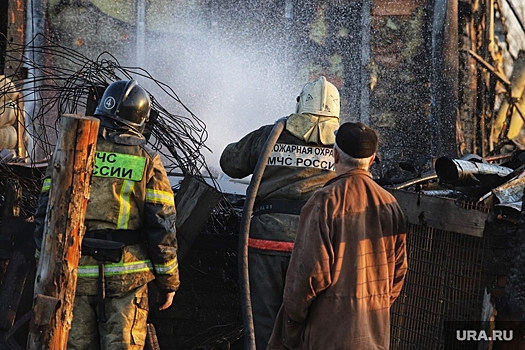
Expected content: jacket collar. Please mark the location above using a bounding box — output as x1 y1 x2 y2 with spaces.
325 168 372 187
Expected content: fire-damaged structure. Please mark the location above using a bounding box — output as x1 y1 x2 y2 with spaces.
1 0 525 349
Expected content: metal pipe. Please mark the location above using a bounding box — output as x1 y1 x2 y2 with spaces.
24 0 47 162
492 173 525 203
239 117 286 350
393 173 438 190
136 0 146 67
430 0 458 158
393 153 514 190
421 189 462 197
435 157 514 182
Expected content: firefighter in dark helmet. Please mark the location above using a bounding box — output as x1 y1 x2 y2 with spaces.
220 76 340 349
33 80 180 349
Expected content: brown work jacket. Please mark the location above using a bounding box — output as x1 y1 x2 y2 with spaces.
268 169 408 350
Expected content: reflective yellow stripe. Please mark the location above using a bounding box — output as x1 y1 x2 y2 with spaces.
41 178 51 192
77 259 153 277
154 256 178 275
146 189 175 206
117 180 134 229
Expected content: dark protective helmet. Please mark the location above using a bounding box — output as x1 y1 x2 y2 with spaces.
94 80 151 133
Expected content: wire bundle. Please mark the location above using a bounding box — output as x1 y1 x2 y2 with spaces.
2 33 213 186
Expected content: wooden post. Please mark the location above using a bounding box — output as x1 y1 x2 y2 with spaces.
27 114 99 350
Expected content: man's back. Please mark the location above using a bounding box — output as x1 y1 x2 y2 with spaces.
281 169 407 349
220 123 335 200
220 123 336 243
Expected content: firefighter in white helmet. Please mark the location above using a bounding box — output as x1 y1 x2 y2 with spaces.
220 76 340 349
33 80 179 349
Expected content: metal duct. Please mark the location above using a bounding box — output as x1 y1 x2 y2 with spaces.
435 157 514 182
430 0 458 158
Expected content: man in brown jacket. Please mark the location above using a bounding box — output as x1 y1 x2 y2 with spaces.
268 122 408 350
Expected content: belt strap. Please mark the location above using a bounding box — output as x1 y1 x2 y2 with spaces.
81 238 124 262
253 199 307 216
248 237 294 253
86 229 143 246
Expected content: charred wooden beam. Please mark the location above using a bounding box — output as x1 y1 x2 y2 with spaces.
27 114 99 349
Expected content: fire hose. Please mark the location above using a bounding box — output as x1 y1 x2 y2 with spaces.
238 117 286 350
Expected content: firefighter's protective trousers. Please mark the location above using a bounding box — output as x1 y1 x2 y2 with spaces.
67 284 149 350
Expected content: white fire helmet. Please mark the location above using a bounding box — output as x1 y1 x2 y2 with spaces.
295 76 340 118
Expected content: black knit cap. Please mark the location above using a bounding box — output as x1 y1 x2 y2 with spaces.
335 122 378 158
